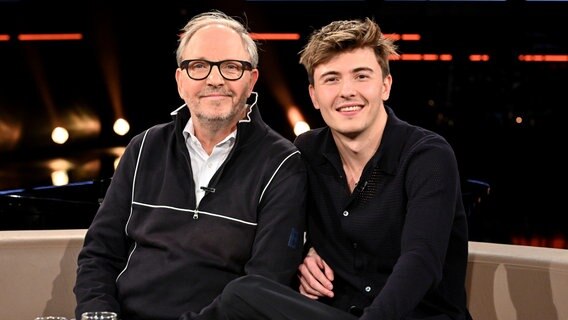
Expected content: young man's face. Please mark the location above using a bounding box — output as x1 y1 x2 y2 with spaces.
309 47 392 138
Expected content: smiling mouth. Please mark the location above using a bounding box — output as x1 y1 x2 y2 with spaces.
337 105 362 112
201 95 230 100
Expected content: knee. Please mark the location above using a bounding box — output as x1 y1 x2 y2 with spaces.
223 275 262 299
219 275 265 317
222 275 260 304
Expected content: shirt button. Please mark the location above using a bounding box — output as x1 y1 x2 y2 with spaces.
348 306 363 316
365 286 371 292
343 210 349 217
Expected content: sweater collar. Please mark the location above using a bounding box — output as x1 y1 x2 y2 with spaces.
170 92 268 150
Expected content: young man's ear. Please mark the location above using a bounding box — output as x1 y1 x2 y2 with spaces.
382 74 393 101
308 84 320 110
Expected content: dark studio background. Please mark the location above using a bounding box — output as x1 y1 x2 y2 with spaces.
0 0 566 247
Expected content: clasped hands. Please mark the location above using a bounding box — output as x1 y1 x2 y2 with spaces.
298 247 335 299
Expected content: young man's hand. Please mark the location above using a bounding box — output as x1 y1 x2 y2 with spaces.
298 247 335 299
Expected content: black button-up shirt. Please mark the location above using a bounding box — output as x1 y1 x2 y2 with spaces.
294 106 471 319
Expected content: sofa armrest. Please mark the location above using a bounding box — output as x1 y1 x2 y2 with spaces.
467 241 568 320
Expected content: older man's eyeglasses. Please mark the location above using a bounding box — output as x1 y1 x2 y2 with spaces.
180 59 253 81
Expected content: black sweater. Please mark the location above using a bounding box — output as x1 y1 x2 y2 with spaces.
75 102 307 320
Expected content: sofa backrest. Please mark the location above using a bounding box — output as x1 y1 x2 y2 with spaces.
467 241 568 320
2 230 568 320
0 229 87 319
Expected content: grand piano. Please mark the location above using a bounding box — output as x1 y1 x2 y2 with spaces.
0 178 111 230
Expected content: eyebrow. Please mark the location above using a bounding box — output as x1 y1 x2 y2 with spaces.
352 67 374 73
319 70 340 79
319 67 374 79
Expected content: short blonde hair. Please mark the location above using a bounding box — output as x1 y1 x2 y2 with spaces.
299 17 398 84
176 10 258 68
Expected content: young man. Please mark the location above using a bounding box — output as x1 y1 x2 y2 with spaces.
73 11 306 320
218 17 472 320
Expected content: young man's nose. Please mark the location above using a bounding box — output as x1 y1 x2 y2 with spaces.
339 80 357 97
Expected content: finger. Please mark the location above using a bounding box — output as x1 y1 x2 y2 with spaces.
306 248 324 269
308 257 333 291
298 276 320 299
299 263 334 298
321 258 335 282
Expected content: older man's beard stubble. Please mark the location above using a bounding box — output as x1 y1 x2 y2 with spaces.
193 90 250 131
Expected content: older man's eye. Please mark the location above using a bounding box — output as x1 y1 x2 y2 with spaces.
190 62 208 70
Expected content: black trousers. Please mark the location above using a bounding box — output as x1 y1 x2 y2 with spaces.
217 274 359 320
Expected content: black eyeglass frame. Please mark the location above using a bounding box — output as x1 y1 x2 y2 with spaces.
180 59 254 81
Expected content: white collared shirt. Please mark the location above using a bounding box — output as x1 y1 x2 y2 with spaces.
183 119 236 206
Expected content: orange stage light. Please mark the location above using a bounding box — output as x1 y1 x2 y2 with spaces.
18 33 83 41
250 33 300 40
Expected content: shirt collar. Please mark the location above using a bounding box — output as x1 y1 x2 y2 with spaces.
183 118 237 149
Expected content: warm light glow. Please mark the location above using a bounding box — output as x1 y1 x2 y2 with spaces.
390 54 453 61
385 34 400 41
287 107 303 124
515 116 523 124
0 34 9 41
0 119 22 150
46 158 73 171
511 234 567 249
110 146 126 170
113 118 130 136
46 158 73 186
294 121 310 136
422 54 438 61
51 170 69 186
401 34 421 41
114 156 121 170
519 54 568 62
286 107 310 136
18 33 83 41
51 127 69 144
470 54 490 62
250 33 300 40
64 108 101 138
384 33 421 41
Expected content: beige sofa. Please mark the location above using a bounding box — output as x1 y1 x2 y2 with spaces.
0 229 86 320
1 230 568 320
466 241 568 320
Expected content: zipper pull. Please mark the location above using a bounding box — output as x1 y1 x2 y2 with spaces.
193 211 199 219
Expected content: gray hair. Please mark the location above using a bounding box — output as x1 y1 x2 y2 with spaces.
176 10 258 68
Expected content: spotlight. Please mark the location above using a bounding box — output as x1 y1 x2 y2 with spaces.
51 127 69 144
294 121 310 136
113 118 130 136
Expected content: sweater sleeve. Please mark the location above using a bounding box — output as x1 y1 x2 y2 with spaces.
360 136 463 319
245 150 307 283
73 137 141 319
